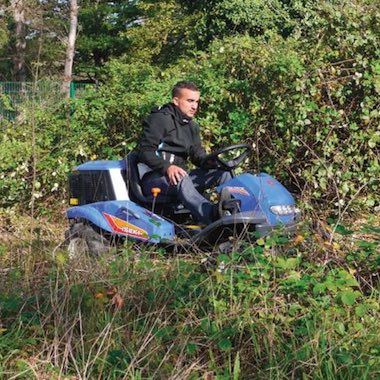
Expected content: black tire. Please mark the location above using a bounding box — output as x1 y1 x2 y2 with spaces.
65 222 110 258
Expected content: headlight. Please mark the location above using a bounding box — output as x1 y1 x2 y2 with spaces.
270 205 300 215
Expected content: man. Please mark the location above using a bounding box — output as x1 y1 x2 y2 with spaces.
137 81 231 224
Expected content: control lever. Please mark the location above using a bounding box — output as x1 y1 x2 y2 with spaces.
151 187 161 214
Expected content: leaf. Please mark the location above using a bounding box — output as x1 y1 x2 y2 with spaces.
275 257 299 270
313 283 326 295
337 270 359 287
356 241 378 251
355 304 369 317
335 322 346 335
337 351 353 365
335 225 353 235
186 343 198 355
340 290 360 306
217 254 230 263
55 252 67 266
288 304 301 316
111 293 124 309
287 271 301 280
294 234 304 245
218 338 232 351
360 225 380 234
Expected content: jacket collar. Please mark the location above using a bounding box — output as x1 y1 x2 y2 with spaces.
156 103 191 125
171 103 191 125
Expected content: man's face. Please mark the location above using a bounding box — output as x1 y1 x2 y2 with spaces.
172 88 200 118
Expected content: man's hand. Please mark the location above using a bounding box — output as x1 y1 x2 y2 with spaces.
166 165 188 185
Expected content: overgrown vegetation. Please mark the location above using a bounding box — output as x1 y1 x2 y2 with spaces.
0 0 379 378
1 1 378 212
0 219 379 378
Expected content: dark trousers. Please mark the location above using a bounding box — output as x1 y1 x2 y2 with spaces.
141 168 232 224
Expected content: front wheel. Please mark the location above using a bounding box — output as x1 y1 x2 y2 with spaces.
65 222 110 258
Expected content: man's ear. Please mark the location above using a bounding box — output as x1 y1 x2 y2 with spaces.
172 97 179 106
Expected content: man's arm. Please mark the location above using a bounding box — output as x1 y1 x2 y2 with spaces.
138 114 171 175
189 122 207 167
139 113 188 184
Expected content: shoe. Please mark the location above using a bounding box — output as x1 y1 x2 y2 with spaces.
218 187 241 218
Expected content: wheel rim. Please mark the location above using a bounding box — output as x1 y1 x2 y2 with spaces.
68 237 89 259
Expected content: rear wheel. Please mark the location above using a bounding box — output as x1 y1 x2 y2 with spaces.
65 222 110 258
217 239 244 254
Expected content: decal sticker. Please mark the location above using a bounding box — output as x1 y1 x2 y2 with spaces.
266 179 276 186
144 210 163 221
149 218 161 227
103 212 149 240
226 186 250 196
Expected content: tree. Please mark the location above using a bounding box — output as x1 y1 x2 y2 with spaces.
0 2 8 48
122 0 202 65
75 0 139 78
62 0 78 97
10 0 26 81
0 3 9 78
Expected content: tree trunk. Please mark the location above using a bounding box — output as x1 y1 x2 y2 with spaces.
11 0 26 82
62 0 78 98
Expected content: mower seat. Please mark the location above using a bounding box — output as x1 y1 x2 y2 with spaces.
125 152 178 205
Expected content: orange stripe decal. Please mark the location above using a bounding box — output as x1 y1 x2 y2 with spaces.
226 186 250 196
103 212 149 240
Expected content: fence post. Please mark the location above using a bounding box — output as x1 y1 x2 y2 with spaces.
70 81 75 98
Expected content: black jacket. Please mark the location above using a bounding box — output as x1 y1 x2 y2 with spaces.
138 103 206 174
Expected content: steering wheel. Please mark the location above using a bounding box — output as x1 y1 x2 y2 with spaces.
201 143 252 170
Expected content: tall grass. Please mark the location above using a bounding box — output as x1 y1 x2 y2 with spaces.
0 217 379 379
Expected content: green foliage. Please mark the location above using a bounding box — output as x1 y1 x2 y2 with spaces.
0 0 379 213
0 0 70 80
76 0 139 75
121 0 202 65
203 0 293 37
0 17 8 50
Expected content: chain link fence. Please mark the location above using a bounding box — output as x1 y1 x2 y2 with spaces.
0 81 92 121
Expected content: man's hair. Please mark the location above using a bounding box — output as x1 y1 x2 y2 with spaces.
172 81 199 98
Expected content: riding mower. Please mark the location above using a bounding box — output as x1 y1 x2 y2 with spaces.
65 144 300 255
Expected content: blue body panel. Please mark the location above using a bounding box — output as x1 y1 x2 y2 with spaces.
218 173 296 226
67 200 175 243
76 160 126 171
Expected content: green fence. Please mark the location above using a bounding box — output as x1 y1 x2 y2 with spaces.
0 81 93 121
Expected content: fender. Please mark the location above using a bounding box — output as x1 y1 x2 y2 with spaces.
218 173 297 226
67 200 175 243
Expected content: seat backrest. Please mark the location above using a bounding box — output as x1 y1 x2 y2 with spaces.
125 152 149 204
125 152 177 204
